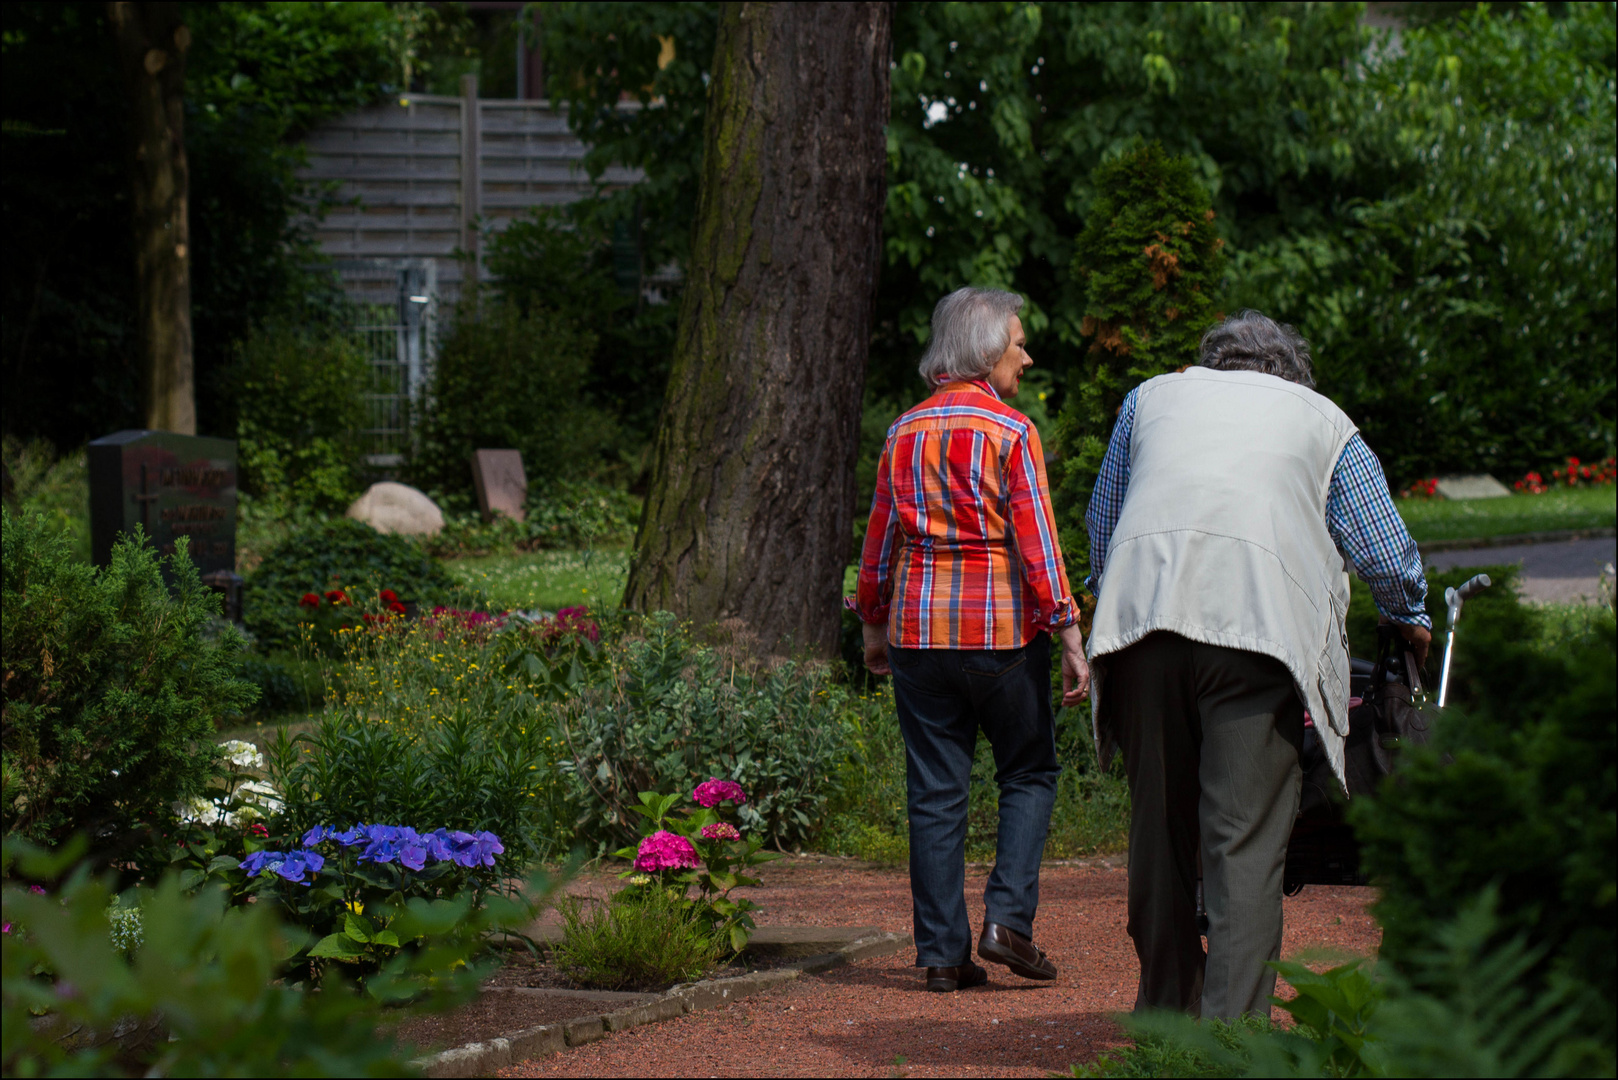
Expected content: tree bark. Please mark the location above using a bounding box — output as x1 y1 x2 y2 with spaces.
624 1 892 656
107 2 194 435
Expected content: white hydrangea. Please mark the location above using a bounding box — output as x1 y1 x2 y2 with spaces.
218 740 265 771
175 796 222 825
235 779 283 814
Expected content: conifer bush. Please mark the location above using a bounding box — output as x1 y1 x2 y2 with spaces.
1053 142 1226 583
1 509 257 863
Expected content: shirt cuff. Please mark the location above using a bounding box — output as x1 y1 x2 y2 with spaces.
1383 611 1433 631
844 595 890 626
1040 595 1080 632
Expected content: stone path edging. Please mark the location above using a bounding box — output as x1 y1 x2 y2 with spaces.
411 931 913 1078
1419 526 1615 552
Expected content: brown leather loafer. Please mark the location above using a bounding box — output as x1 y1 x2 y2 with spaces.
977 921 1058 981
925 961 988 992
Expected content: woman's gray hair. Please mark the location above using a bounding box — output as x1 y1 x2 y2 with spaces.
917 287 1025 386
1197 309 1316 388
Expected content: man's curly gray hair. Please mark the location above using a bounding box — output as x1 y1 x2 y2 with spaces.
1197 309 1316 389
917 287 1025 386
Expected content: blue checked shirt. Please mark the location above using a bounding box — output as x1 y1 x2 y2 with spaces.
1085 386 1431 628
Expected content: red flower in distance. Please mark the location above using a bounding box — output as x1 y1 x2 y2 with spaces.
298 592 321 609
325 589 350 606
380 589 398 603
388 601 407 615
246 823 269 838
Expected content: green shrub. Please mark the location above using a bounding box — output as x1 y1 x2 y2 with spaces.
243 517 469 651
553 887 720 991
403 299 618 511
1352 597 1615 1047
558 613 855 852
234 653 321 715
420 477 641 559
1052 142 1227 584
1 509 256 864
1 437 89 564
233 320 369 514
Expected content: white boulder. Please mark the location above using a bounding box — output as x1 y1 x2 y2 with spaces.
346 482 444 536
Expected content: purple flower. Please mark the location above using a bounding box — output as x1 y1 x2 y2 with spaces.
701 822 741 842
240 850 279 877
333 825 369 848
692 778 748 808
399 838 428 871
471 831 504 867
302 825 333 848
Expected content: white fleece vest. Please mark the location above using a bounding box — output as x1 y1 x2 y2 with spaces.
1089 367 1358 786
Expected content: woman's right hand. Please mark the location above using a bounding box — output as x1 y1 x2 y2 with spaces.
862 621 891 676
1057 623 1090 706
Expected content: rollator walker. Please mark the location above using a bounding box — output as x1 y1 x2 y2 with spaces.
1194 573 1493 927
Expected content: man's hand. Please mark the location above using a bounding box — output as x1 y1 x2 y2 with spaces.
1399 622 1432 670
862 621 891 676
1057 623 1090 707
1380 615 1433 670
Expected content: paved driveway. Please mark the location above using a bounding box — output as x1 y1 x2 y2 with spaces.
1425 536 1616 604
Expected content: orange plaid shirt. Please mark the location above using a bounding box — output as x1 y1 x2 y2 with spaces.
847 380 1079 649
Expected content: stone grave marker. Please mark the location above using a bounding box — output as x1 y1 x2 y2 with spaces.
1434 474 1512 500
89 430 238 583
471 449 527 522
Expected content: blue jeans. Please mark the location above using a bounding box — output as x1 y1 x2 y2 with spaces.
889 633 1060 967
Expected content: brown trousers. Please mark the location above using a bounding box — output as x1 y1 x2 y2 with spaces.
1104 631 1305 1018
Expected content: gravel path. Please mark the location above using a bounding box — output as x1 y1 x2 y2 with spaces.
1426 535 1616 604
503 857 1380 1078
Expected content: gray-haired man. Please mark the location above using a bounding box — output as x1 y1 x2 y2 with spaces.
1085 310 1432 1018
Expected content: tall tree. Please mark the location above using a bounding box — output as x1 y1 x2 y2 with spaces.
624 1 892 655
107 1 194 434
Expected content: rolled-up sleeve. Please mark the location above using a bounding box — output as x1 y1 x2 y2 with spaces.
845 438 902 626
1326 434 1431 628
1006 425 1080 632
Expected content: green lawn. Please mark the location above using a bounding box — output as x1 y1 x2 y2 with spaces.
1396 486 1615 543
445 547 630 612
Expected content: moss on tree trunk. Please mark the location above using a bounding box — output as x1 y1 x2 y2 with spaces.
624 1 892 656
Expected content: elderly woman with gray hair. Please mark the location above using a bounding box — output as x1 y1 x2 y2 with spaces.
1085 309 1432 1019
848 286 1090 993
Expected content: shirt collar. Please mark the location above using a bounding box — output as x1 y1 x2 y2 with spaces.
940 378 1001 402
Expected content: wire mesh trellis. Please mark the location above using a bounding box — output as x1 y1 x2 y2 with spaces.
334 261 437 470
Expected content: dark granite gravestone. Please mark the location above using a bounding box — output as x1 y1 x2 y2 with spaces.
88 431 237 580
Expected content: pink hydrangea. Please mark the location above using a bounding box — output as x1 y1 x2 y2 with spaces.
692 777 748 808
700 822 741 842
634 830 700 872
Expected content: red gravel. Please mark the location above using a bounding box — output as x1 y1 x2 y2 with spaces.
501 857 1380 1078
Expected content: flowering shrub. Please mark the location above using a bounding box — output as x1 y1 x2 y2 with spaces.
182 821 512 980
614 780 781 954
1515 456 1617 493
1398 477 1441 500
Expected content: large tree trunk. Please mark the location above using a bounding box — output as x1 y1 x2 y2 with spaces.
108 2 194 435
624 2 891 656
